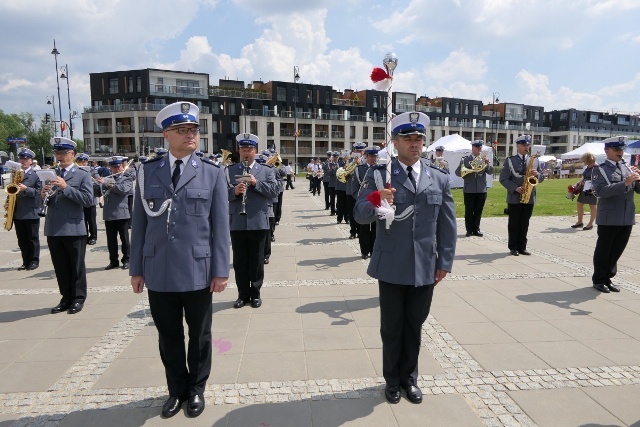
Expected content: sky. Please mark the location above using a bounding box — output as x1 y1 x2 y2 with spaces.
1 0 640 136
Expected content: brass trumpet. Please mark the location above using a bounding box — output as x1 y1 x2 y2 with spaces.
3 168 24 231
265 152 282 168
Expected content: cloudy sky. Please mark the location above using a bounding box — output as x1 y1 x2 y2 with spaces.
1 0 639 134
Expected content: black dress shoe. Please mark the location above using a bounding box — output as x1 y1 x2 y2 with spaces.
593 283 610 293
402 384 423 404
465 231 472 237
510 250 519 256
349 234 356 239
104 263 119 270
251 298 262 308
26 262 39 271
264 258 270 264
121 262 129 270
17 265 26 271
161 396 187 418
51 302 71 314
384 385 401 404
606 283 621 292
362 254 369 259
473 230 484 237
87 238 97 245
233 299 248 309
67 302 84 314
187 394 205 417
518 250 531 256
271 235 275 242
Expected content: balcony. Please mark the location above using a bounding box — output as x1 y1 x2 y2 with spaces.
416 105 442 114
372 133 385 140
116 125 131 133
209 88 270 100
331 131 344 138
395 104 414 112
332 98 364 107
95 126 112 134
116 145 134 153
315 131 328 138
150 84 207 99
84 103 210 114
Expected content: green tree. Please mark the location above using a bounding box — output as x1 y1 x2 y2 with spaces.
0 110 27 155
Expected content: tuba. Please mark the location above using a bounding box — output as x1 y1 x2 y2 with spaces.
265 152 282 168
220 149 232 166
461 155 488 177
4 168 25 231
520 154 539 204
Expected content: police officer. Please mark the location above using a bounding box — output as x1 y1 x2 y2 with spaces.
40 138 94 314
12 148 42 270
591 136 640 293
130 102 230 418
228 134 279 309
352 146 379 258
346 142 366 238
321 151 332 208
354 112 456 405
97 156 133 270
455 140 494 237
75 153 99 245
430 146 450 173
335 153 350 224
499 135 544 256
327 151 339 215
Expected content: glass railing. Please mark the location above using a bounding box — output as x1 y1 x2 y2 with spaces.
332 98 364 107
150 85 207 98
209 88 271 99
84 104 210 114
116 125 131 133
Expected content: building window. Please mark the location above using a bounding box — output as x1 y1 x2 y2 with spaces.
200 138 208 152
228 103 236 115
109 78 119 94
199 119 208 133
534 110 540 121
473 104 479 115
176 79 202 96
445 103 450 114
250 121 258 134
293 88 298 102
454 103 460 114
306 90 312 103
267 122 274 136
560 112 568 120
373 97 378 108
231 121 238 133
464 104 469 115
137 77 141 92
211 121 218 133
363 127 369 139
277 87 286 102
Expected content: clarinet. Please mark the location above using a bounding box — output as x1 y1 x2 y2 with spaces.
240 158 249 215
38 162 61 217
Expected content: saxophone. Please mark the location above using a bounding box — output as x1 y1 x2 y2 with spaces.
520 154 539 204
3 169 25 231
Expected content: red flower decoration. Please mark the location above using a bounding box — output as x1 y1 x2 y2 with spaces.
366 190 382 207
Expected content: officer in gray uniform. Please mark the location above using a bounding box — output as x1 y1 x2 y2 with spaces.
96 156 133 270
352 146 379 258
130 102 230 419
12 148 42 270
591 136 640 293
455 140 494 237
227 133 279 309
430 146 450 174
321 151 332 209
499 135 544 256
327 151 338 215
39 137 94 315
75 153 99 245
346 142 366 238
354 112 456 405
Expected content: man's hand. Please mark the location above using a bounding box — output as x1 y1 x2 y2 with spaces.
530 170 539 177
434 269 448 285
235 182 246 196
625 173 640 186
515 186 524 194
52 176 67 190
247 174 257 186
18 183 27 191
131 276 145 293
210 277 228 293
380 187 396 205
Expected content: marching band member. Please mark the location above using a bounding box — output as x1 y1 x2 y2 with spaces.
499 135 544 256
75 153 99 245
227 133 279 309
285 162 295 189
306 158 315 193
352 145 379 258
12 147 42 271
311 158 323 196
40 137 93 314
321 151 332 208
430 146 450 174
130 102 230 418
591 136 640 293
354 112 456 405
97 156 133 270
346 142 366 238
570 152 598 230
455 141 494 237
326 152 338 215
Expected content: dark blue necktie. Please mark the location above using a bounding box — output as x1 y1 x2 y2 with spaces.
172 160 182 188
407 166 416 190
60 168 66 178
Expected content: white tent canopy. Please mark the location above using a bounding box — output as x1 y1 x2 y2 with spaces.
560 142 630 176
426 134 494 189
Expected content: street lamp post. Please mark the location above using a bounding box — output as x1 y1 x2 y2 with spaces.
46 96 57 137
60 64 73 139
51 40 63 139
492 92 500 178
294 66 300 175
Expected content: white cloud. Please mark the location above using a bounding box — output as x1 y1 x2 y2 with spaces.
516 69 602 110
424 50 488 82
0 77 32 94
586 0 640 16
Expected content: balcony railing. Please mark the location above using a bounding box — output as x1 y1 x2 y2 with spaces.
372 133 385 140
95 126 112 134
332 98 364 107
150 84 207 99
116 125 131 133
331 131 344 138
209 88 271 100
84 103 211 114
315 131 328 138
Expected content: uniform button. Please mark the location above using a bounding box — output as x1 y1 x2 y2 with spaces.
174 193 177 197
171 222 176 226
198 192 201 196
170 236 175 241
173 208 177 212
206 251 209 256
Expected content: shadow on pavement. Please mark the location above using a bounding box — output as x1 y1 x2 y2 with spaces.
297 297 378 325
0 307 51 323
296 237 343 245
516 288 599 315
298 257 360 269
455 253 513 264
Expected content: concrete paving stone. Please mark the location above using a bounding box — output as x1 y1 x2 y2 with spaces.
445 280 496 293
0 318 68 340
430 305 490 324
118 334 158 359
548 317 630 340
349 308 380 328
1 294 61 308
210 353 241 384
391 394 485 426
0 360 72 392
92 292 141 304
582 385 640 426
495 320 573 343
297 285 344 298
49 318 120 339
304 327 364 351
224 401 312 427
519 277 582 292
210 330 248 355
248 312 302 330
357 326 382 349
581 338 640 366
609 298 640 315
338 283 379 296
298 297 349 313
238 351 307 382
473 303 542 322
518 300 598 320
463 343 550 371
457 290 517 306
58 407 150 427
306 349 376 380
444 322 517 345
508 388 624 427
144 402 229 426
310 397 396 426
247 296 300 314
301 311 356 328
20 337 98 362
259 286 300 299
94 357 165 389
244 329 304 353
366 348 444 377
0 338 41 363
599 315 640 338
68 302 136 320
212 312 252 332
430 292 470 307
482 278 539 292
523 341 615 368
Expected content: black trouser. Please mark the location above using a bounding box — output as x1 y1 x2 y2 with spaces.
83 206 98 239
323 182 330 208
275 193 283 223
231 230 267 301
358 222 376 256
312 177 322 195
328 186 336 214
336 190 348 222
286 174 294 189
463 192 487 233
379 281 434 387
105 219 130 264
308 175 314 192
127 195 133 228
264 217 276 260
14 218 40 266
592 224 633 285
148 288 212 398
507 203 534 251
47 235 87 304
347 195 358 237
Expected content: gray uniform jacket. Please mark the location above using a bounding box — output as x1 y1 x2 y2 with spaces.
454 155 494 193
129 155 231 292
100 173 133 221
322 161 331 183
39 167 93 237
327 162 338 187
276 166 286 193
350 163 373 198
354 158 457 286
499 155 545 204
592 161 640 226
14 168 42 220
226 162 279 231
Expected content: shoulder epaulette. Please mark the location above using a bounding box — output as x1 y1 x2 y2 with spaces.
371 164 386 170
201 158 219 167
427 164 448 174
144 156 162 164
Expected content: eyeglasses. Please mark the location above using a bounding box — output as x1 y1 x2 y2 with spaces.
171 127 200 135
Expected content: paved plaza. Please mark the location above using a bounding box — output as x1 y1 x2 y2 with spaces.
2 185 640 426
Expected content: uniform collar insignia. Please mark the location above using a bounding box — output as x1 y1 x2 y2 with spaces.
160 160 166 168
393 168 400 176
191 159 198 169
